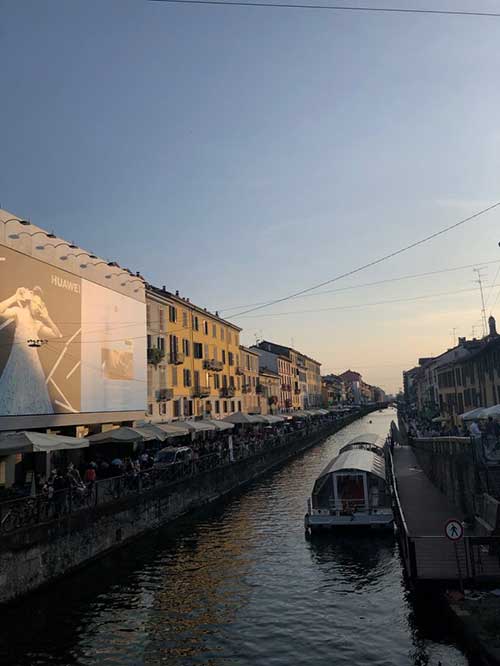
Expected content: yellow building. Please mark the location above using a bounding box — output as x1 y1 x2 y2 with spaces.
258 368 281 414
146 285 242 420
239 346 261 414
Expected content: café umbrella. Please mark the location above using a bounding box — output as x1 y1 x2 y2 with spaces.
0 431 89 456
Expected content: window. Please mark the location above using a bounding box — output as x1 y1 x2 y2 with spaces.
169 335 179 355
157 336 165 352
194 370 200 387
159 366 167 388
146 304 151 324
182 310 188 328
169 305 177 323
148 404 153 415
229 375 235 388
160 402 167 415
228 352 234 366
215 400 220 414
220 327 225 341
147 334 152 349
193 342 203 359
203 320 209 335
230 400 235 412
237 401 241 411
204 343 209 359
228 331 232 344
184 400 193 417
222 375 228 388
223 400 228 413
212 346 218 360
212 324 217 338
192 315 199 331
173 400 180 417
222 350 226 364
171 366 178 386
183 339 190 356
183 369 191 387
213 374 220 389
159 308 165 331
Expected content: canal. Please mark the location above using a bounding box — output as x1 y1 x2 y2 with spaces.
1 408 471 666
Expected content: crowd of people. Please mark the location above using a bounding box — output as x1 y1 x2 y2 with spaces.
402 407 500 463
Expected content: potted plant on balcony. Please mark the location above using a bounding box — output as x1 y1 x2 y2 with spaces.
148 347 165 366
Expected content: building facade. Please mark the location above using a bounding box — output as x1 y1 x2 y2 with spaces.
239 346 261 414
258 367 281 414
146 286 242 421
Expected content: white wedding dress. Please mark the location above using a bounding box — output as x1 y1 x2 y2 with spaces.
0 306 54 415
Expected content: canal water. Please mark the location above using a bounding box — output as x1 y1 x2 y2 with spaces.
1 409 471 666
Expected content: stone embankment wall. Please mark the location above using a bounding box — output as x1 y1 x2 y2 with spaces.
0 408 377 604
397 415 479 518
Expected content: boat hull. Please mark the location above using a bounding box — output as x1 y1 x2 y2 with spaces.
305 511 394 532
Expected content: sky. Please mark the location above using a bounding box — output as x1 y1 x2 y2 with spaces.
2 0 500 393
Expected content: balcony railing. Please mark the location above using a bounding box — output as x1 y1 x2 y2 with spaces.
203 359 224 372
256 384 264 394
242 384 251 394
282 384 291 392
235 366 244 375
147 348 165 365
167 352 185 365
191 385 211 398
220 386 235 398
156 388 173 401
294 387 301 395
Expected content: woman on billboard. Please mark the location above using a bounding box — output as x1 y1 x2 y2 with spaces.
0 286 62 415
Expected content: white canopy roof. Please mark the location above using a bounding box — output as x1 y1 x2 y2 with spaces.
88 427 147 444
0 431 89 455
316 449 386 483
176 420 216 432
482 405 500 419
260 414 285 424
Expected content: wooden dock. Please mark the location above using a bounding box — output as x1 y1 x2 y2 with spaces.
391 445 500 583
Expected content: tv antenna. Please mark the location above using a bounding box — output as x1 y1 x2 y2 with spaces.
473 267 488 336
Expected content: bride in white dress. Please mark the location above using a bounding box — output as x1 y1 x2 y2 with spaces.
0 287 62 415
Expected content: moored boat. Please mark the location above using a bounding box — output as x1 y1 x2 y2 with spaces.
305 433 393 532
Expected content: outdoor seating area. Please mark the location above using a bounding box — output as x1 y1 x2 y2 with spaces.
0 408 352 533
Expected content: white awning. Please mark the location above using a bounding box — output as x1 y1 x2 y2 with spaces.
482 405 500 419
205 419 235 431
260 415 285 424
223 412 266 425
175 420 216 432
460 407 487 420
155 423 191 437
316 449 386 482
88 427 146 444
0 431 89 455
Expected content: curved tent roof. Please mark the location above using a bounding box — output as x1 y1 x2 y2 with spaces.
315 449 386 488
175 420 216 432
460 407 486 421
88 427 147 444
205 419 234 431
155 423 191 437
223 412 267 424
0 431 89 455
338 433 384 456
260 414 285 424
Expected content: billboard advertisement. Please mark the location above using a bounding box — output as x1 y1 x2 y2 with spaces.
0 245 146 418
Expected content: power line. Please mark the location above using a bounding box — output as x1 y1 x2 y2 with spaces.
149 0 500 19
231 200 500 317
218 258 500 313
237 285 480 318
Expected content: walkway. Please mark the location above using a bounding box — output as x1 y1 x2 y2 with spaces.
393 445 469 581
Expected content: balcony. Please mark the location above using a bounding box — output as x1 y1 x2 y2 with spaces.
203 359 224 372
294 387 301 395
220 386 235 398
281 384 291 392
156 388 173 401
167 352 185 365
235 366 244 376
147 348 165 366
256 384 264 394
191 385 211 398
242 384 251 394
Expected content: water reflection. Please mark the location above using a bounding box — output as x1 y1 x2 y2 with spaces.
0 409 470 666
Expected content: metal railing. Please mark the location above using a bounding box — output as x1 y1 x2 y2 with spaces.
191 385 211 398
0 408 377 536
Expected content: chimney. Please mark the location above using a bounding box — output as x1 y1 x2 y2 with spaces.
175 290 179 296
136 271 141 277
489 315 498 337
458 337 466 345
162 285 166 292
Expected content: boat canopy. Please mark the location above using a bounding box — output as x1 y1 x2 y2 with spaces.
338 433 384 456
314 449 386 489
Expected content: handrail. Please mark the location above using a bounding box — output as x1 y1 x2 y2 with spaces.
388 447 410 537
0 407 377 535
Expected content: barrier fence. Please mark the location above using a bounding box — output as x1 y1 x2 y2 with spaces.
0 415 358 535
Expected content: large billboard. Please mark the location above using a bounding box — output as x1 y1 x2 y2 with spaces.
0 245 146 418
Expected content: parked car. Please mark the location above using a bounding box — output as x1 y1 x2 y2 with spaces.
154 446 193 469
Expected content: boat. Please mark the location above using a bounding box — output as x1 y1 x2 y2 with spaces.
304 433 394 532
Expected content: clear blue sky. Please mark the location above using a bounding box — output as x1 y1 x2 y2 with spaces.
2 0 500 392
